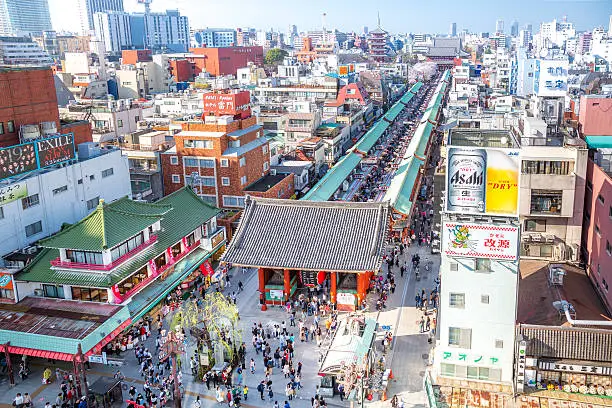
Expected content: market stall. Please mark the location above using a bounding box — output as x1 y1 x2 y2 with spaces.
318 314 377 399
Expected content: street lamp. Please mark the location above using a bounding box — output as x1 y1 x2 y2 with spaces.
159 330 185 408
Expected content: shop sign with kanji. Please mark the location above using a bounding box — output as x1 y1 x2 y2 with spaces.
443 222 519 260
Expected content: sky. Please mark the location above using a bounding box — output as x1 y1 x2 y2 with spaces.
49 0 611 35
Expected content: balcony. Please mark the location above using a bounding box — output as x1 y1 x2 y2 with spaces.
50 235 158 271
200 227 226 252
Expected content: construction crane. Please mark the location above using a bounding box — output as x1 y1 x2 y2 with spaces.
137 0 152 14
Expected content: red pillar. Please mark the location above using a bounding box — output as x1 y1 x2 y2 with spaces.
356 272 365 304
330 272 337 304
284 269 291 302
258 267 267 311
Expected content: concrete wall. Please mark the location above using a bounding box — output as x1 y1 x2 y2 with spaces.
0 149 131 260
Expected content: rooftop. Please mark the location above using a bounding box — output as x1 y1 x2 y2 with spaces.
517 260 611 327
447 128 520 148
243 174 290 192
221 197 389 272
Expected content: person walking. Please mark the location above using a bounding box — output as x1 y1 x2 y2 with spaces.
419 316 425 333
257 381 265 400
243 385 248 401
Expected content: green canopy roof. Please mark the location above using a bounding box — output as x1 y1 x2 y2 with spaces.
17 188 221 288
40 197 171 251
302 153 362 201
352 120 390 154
585 136 612 149
383 156 424 215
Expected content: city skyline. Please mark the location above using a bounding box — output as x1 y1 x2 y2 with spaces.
48 0 610 35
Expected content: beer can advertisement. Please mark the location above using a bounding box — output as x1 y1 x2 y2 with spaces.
446 147 520 216
443 222 519 260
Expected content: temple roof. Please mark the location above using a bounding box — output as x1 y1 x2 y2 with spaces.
221 197 389 272
40 197 171 251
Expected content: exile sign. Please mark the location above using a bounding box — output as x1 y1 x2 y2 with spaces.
36 134 75 167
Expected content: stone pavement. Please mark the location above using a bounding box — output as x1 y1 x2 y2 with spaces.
0 247 440 408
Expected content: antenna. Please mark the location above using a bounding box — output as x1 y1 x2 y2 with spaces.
322 12 327 45
377 11 381 29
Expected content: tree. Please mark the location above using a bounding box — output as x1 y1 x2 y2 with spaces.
265 48 288 65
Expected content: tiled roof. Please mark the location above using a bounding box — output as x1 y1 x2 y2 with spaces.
221 197 389 272
17 188 221 288
519 324 612 363
40 197 172 251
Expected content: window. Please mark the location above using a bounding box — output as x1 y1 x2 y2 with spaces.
183 139 213 149
89 174 95 180
86 197 100 210
71 286 108 302
521 160 573 175
110 232 145 262
102 168 114 178
172 175 181 184
450 262 458 271
53 185 68 195
221 177 230 186
43 284 64 299
239 157 246 167
229 140 240 148
0 122 4 134
610 206 612 219
448 327 472 348
184 158 198 167
117 119 123 128
449 293 465 308
0 287 14 300
200 176 216 187
7 120 14 133
263 162 269 171
66 249 103 265
22 193 40 209
587 180 593 192
598 264 601 276
475 258 492 273
530 190 562 214
598 194 605 205
495 339 504 349
199 159 215 168
596 224 601 236
607 241 611 256
263 145 268 154
603 278 609 292
78 179 83 185
25 221 42 237
221 159 229 167
240 176 247 185
222 196 246 208
0 206 3 219
525 219 546 232
170 156 179 165
481 294 490 304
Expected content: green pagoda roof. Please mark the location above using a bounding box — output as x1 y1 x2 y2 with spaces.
40 197 172 251
18 188 221 288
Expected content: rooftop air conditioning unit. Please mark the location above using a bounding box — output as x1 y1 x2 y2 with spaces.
270 169 277 175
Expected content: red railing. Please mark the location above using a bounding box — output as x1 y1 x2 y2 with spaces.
50 235 158 271
155 241 201 276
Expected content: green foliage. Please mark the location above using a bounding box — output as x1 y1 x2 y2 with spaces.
265 48 288 65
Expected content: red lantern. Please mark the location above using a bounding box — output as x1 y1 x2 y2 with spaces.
317 272 326 285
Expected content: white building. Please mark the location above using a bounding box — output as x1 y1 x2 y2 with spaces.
143 10 189 51
115 55 173 99
0 147 131 262
93 11 131 54
0 36 52 66
537 18 575 50
82 0 124 33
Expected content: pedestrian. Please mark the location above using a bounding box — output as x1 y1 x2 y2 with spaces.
268 385 274 401
257 381 265 400
284 401 291 408
338 384 345 401
250 358 255 374
243 385 248 401
13 393 24 408
193 396 201 408
419 316 425 333
426 316 431 331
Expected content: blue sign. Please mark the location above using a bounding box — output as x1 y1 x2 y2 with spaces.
381 325 391 331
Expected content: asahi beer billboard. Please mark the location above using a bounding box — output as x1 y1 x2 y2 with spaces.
446 147 520 216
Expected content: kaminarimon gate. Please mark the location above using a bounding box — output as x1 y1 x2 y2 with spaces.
221 197 389 311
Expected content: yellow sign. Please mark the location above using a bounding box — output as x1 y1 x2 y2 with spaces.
0 182 27 206
485 149 519 215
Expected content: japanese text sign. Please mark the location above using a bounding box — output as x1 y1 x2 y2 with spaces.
443 222 519 260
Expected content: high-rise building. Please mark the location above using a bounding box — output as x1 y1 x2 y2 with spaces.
0 36 53 66
363 26 368 35
192 28 237 48
511 20 519 37
449 22 457 37
495 19 504 34
526 23 533 33
142 10 189 52
0 0 52 36
93 11 132 54
82 0 124 33
518 29 532 48
608 14 612 36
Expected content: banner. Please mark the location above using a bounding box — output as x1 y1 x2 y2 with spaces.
0 182 27 205
0 274 13 290
446 147 519 216
0 133 75 181
443 222 519 260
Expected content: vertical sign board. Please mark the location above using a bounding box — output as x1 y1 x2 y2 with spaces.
446 147 520 216
0 133 76 181
516 341 527 393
